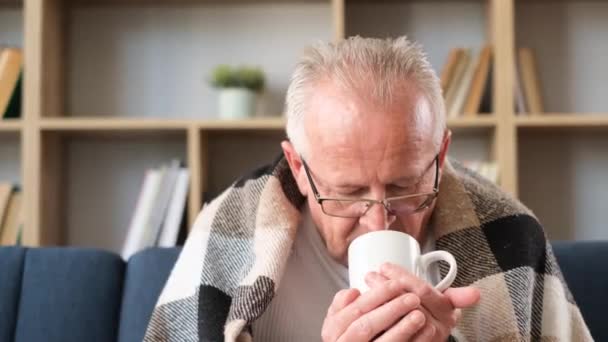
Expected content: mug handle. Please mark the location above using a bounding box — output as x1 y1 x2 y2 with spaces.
418 251 457 292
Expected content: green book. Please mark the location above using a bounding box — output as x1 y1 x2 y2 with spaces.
3 70 22 119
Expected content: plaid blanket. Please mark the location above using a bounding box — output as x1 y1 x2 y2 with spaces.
143 156 592 341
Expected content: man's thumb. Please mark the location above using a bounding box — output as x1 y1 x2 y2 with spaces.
444 287 481 308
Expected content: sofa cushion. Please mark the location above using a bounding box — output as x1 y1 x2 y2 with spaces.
14 247 125 342
552 241 608 342
118 247 181 342
0 247 26 342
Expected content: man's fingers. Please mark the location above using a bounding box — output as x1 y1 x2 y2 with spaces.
330 279 408 338
328 289 360 315
338 293 421 342
365 271 389 288
411 322 437 342
444 286 481 309
373 309 427 342
380 262 454 322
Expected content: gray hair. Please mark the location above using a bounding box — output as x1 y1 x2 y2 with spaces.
285 36 446 159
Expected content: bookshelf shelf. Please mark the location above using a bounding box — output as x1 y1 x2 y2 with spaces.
38 117 287 132
447 115 496 130
200 117 285 131
516 114 608 128
0 119 22 131
39 118 190 131
36 116 498 133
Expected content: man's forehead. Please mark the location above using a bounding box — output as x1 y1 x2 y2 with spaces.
305 107 433 162
304 81 434 141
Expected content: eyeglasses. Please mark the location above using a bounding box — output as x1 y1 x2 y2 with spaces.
301 155 439 218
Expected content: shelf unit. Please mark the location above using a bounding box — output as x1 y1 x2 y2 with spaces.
1 0 606 250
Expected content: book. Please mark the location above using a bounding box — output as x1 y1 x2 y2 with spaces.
0 183 12 236
478 62 493 114
121 169 162 260
440 48 463 96
1 191 22 245
444 48 471 117
518 47 544 114
149 160 181 247
463 45 492 116
0 48 23 119
514 57 528 115
158 168 190 247
448 49 478 118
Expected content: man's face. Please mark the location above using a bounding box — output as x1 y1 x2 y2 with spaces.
283 80 448 265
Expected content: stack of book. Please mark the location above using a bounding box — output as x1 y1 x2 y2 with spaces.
462 160 499 184
440 45 493 118
121 160 190 260
0 47 22 120
0 183 23 246
440 45 544 117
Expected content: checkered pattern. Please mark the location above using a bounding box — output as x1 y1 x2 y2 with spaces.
143 157 592 341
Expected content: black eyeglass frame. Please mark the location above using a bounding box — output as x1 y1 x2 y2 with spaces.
300 154 440 218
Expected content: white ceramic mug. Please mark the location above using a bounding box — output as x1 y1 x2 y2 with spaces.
348 230 457 293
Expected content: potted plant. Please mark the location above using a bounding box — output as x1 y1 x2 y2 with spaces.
210 65 265 120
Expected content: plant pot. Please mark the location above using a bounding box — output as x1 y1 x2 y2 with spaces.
218 88 256 120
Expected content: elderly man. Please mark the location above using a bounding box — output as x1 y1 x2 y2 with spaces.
144 37 591 341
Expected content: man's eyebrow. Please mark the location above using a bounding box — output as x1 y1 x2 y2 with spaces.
332 182 366 190
334 174 419 189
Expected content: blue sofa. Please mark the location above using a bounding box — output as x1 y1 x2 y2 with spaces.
0 242 606 342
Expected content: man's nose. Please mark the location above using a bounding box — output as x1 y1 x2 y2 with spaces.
360 202 396 231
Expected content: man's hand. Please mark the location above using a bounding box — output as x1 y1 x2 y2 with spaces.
321 281 432 341
364 262 480 341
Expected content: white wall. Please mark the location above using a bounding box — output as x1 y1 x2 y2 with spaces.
68 4 333 118
516 2 608 113
0 134 20 184
206 132 284 199
449 132 492 163
0 8 22 46
519 131 608 241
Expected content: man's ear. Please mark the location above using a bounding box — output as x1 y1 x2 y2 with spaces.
438 129 452 173
281 140 309 196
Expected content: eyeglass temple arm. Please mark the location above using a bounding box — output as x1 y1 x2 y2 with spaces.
300 156 322 201
433 154 440 191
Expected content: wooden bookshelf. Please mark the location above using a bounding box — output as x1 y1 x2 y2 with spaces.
1 0 604 249
516 114 608 128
